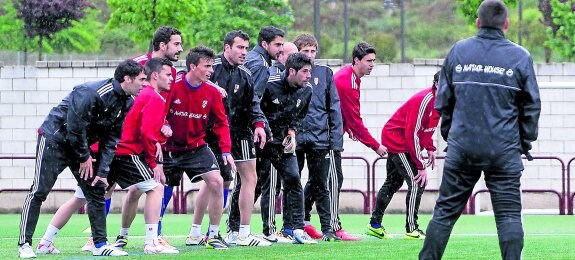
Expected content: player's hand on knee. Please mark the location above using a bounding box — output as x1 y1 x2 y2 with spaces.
282 131 296 153
91 176 109 188
414 169 428 187
153 164 166 185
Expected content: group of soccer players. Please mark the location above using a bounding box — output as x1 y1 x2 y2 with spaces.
18 23 444 258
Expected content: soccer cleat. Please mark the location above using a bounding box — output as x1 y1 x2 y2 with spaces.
92 244 128 256
337 228 361 241
206 235 229 250
304 224 323 239
158 235 177 250
18 243 37 259
277 230 295 243
113 235 128 248
36 242 60 255
237 234 272 247
293 229 318 245
225 231 238 245
144 241 179 254
185 235 207 246
81 237 94 252
321 231 342 242
365 225 390 239
262 233 278 243
404 229 426 240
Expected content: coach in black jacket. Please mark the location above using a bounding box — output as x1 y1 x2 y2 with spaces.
292 34 343 241
18 60 145 257
258 53 316 244
420 1 540 260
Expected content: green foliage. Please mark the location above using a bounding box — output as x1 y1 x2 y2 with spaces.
456 0 518 24
106 0 206 49
0 3 31 51
99 27 140 56
187 0 294 51
366 33 397 62
545 0 575 61
49 9 103 53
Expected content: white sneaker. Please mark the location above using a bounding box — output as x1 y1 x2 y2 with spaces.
18 243 36 258
81 237 94 252
92 244 128 256
262 233 278 243
144 241 179 254
237 234 272 247
158 235 177 250
293 229 318 245
225 231 238 245
185 235 206 246
36 242 60 255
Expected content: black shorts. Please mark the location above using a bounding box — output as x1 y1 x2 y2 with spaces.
107 155 154 189
164 144 220 186
208 137 256 182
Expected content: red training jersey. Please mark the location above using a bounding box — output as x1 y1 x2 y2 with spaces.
132 53 176 99
115 86 167 169
164 73 231 153
381 87 440 170
334 65 381 151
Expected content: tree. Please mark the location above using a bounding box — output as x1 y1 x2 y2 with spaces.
49 9 103 54
16 0 93 60
455 0 518 24
106 0 206 49
187 0 294 51
545 0 575 61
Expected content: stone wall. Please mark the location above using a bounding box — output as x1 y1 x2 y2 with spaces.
0 59 573 213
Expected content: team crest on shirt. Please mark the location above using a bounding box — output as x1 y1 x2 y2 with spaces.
174 99 181 104
296 99 301 107
202 100 208 108
314 77 318 85
272 98 280 104
234 84 239 93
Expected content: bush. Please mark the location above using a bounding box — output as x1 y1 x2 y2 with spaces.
366 33 397 62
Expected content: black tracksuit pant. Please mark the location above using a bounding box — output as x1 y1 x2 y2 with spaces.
328 151 344 231
19 134 108 246
258 144 304 235
370 153 425 232
297 148 334 233
419 167 523 260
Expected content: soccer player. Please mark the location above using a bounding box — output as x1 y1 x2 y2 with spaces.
292 34 343 242
17 59 145 258
227 25 285 241
419 1 540 259
366 72 440 241
113 25 182 250
333 42 388 241
258 52 316 245
164 46 235 250
269 42 298 74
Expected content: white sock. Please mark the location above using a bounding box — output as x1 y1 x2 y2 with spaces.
40 224 60 245
304 221 312 226
239 225 250 239
208 224 220 239
120 227 130 238
190 224 202 237
145 224 158 243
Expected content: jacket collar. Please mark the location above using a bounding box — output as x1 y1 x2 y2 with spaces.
477 27 505 40
112 79 132 99
252 45 272 66
272 61 285 72
218 53 236 71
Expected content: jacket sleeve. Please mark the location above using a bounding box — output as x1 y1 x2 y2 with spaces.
140 96 166 169
327 71 344 151
252 65 270 99
404 94 434 170
518 56 541 154
211 90 232 154
246 75 266 128
338 86 381 151
65 86 97 163
94 99 129 178
435 49 455 142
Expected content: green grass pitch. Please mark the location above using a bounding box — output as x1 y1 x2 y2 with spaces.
3 213 574 259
